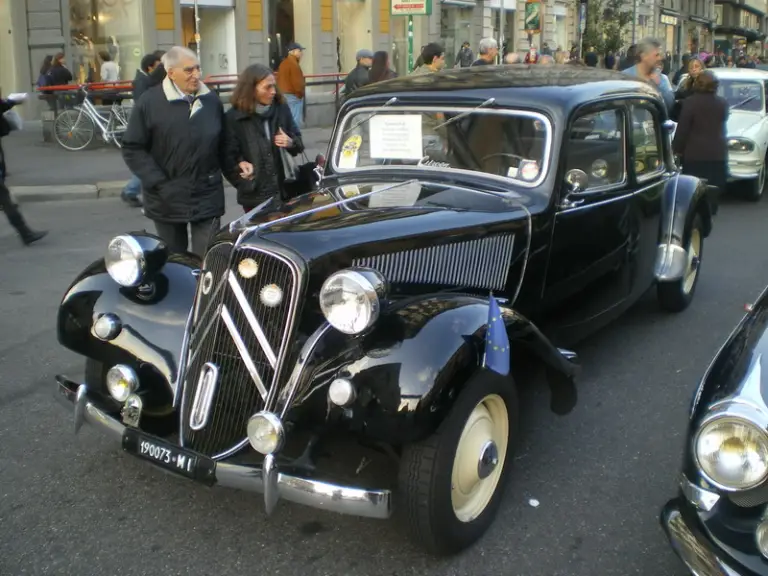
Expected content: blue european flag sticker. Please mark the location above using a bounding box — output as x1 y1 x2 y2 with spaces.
484 295 510 376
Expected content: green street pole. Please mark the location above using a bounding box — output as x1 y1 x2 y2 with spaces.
408 15 414 72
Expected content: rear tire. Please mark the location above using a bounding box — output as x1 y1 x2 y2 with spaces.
657 213 704 313
398 370 518 555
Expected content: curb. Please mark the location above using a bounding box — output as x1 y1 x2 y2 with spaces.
10 181 129 204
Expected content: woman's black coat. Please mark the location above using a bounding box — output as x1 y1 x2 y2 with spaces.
223 99 304 207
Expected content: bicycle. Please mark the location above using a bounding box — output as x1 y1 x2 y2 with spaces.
53 85 130 151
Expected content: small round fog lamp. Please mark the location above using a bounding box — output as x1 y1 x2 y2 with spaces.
238 258 259 279
106 365 138 403
757 519 768 559
329 378 356 407
246 412 285 455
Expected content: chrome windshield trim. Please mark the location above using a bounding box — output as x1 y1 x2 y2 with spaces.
328 106 553 189
227 270 277 368
221 304 269 401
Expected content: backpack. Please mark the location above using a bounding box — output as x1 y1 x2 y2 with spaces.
36 72 53 89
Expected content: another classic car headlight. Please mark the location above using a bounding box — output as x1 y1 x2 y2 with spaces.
246 412 285 455
105 235 146 287
106 364 139 402
695 416 768 490
319 269 386 335
728 138 756 153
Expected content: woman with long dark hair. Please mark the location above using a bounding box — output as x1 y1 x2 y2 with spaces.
672 71 729 193
369 51 397 84
223 63 305 212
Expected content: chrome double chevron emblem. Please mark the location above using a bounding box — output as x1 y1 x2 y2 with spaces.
218 270 277 401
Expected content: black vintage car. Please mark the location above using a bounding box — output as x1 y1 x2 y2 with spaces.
56 66 715 555
661 286 768 575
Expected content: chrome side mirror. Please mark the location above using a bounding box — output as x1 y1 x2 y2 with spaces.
561 169 589 209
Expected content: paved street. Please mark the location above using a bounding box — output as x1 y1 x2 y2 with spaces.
0 191 765 576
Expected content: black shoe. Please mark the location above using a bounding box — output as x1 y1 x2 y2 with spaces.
22 230 48 245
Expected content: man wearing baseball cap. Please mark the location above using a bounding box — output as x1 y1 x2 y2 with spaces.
344 49 374 98
277 41 306 127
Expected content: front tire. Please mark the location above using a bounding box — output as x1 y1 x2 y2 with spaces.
743 162 767 202
54 109 95 151
398 370 518 555
657 212 704 313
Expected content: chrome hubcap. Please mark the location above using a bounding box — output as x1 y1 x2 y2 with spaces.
477 440 499 479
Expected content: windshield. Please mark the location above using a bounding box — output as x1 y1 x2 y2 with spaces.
718 79 765 111
331 107 553 189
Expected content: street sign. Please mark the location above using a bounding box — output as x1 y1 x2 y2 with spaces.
391 0 432 16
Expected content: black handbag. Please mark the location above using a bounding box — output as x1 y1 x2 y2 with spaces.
282 151 321 200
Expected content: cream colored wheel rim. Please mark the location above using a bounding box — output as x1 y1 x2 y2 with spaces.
450 393 509 523
683 227 701 295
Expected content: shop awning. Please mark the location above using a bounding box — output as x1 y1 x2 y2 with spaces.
440 0 478 6
715 26 766 42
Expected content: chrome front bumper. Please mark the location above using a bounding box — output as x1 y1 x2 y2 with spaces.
56 375 392 520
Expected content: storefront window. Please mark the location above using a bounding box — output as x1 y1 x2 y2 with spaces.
441 5 474 68
69 0 146 84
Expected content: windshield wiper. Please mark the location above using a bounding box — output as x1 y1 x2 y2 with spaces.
432 98 496 131
732 95 758 109
343 97 398 135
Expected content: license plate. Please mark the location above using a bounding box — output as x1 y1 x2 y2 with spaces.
122 428 216 486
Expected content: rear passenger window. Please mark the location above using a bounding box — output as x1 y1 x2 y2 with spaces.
631 106 664 179
566 109 626 189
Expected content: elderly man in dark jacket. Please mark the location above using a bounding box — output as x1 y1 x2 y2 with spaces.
121 46 226 257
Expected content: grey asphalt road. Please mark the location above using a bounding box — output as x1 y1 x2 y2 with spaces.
0 192 764 576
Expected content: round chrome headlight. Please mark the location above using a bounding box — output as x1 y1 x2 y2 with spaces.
105 235 146 287
319 269 385 335
695 416 768 491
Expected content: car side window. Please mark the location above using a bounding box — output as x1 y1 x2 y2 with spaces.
631 105 664 180
566 108 626 190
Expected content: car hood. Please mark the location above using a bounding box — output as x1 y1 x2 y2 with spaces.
240 185 534 263
727 110 764 138
234 184 534 296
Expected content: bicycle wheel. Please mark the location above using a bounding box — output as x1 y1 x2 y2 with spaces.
54 109 95 151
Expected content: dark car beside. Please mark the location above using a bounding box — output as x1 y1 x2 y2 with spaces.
55 66 715 555
661 284 768 575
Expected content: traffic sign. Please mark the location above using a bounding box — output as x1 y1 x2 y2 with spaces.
391 0 432 16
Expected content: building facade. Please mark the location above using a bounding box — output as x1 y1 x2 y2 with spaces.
714 0 768 57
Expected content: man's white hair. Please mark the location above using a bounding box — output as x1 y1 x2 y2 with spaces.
162 46 199 69
478 37 498 55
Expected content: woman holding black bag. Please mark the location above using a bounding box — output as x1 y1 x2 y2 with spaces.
223 63 313 212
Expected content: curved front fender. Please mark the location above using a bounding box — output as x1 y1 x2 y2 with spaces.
57 253 199 409
655 173 713 282
310 295 579 445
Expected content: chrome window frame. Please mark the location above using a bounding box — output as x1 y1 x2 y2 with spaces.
329 106 554 189
563 106 628 195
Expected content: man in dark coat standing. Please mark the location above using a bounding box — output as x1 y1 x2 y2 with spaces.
343 49 373 98
121 46 226 257
120 52 164 208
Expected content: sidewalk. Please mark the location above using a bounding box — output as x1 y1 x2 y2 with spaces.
5 121 332 203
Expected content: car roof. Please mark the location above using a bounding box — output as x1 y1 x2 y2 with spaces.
347 64 664 113
709 67 768 80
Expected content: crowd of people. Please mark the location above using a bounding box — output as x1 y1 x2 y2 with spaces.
0 34 747 250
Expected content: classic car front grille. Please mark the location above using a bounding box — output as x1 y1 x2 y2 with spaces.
180 244 299 458
352 234 515 291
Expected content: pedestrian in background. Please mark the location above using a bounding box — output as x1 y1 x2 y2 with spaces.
505 52 521 64
368 51 397 83
121 46 226 257
455 41 474 68
672 70 729 193
0 94 47 245
343 49 374 98
48 53 73 87
223 64 304 212
277 42 306 128
411 43 446 75
120 52 163 208
622 38 675 113
472 38 499 66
